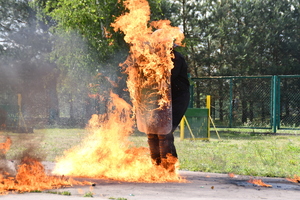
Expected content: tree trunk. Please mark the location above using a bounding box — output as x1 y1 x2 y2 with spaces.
69 93 75 125
249 101 254 122
48 73 59 126
242 100 247 123
261 100 265 123
219 99 224 121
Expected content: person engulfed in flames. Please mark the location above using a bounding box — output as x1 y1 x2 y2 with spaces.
145 40 190 171
111 0 190 173
130 29 190 172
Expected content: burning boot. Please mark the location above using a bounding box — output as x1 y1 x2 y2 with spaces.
147 134 161 165
161 156 178 173
158 133 178 172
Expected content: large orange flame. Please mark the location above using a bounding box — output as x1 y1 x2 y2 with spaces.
0 137 11 154
0 155 90 194
111 0 184 134
53 92 185 182
53 0 186 183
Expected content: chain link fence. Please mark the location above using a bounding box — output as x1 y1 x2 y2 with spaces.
0 105 19 128
278 76 300 129
191 75 300 132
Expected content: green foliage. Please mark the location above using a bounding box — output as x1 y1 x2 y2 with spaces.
3 0 300 77
109 197 127 200
41 0 166 65
83 191 93 197
46 191 72 195
0 0 29 43
173 0 300 77
30 190 42 193
44 0 124 61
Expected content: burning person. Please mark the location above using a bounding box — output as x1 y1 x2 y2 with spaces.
146 43 190 171
111 0 189 172
125 28 190 171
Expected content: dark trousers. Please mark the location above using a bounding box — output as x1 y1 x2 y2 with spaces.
148 133 177 165
147 91 190 165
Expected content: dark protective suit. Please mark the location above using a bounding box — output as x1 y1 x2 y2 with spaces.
147 50 190 167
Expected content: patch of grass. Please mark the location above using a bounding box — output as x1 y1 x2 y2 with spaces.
109 197 127 200
3 128 300 178
83 191 93 197
46 191 71 196
4 128 87 162
175 133 300 177
30 190 42 193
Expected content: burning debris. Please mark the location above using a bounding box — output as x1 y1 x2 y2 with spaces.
0 137 16 177
286 175 300 183
248 179 272 188
0 157 90 194
0 137 11 155
0 137 91 194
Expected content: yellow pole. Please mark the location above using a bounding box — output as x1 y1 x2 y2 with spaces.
206 95 211 139
180 118 184 141
210 115 221 140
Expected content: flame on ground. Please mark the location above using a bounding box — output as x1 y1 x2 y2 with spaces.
0 157 90 195
53 0 186 183
53 92 185 183
286 175 300 183
0 137 11 154
0 136 90 194
248 179 272 187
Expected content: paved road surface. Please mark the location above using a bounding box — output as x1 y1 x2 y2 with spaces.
2 170 300 200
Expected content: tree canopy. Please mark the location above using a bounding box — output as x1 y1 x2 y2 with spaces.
174 0 300 77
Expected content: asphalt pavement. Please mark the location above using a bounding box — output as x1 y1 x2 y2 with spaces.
2 170 300 200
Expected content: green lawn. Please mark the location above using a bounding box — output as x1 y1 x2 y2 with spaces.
2 128 300 178
176 133 300 178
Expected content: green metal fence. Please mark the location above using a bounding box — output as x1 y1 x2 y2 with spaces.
0 105 19 128
190 75 300 133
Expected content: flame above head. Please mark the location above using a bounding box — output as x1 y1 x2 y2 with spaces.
111 0 184 134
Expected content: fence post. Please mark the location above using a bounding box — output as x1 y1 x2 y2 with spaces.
229 78 233 128
206 95 211 138
188 73 193 108
272 76 279 133
277 76 281 129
